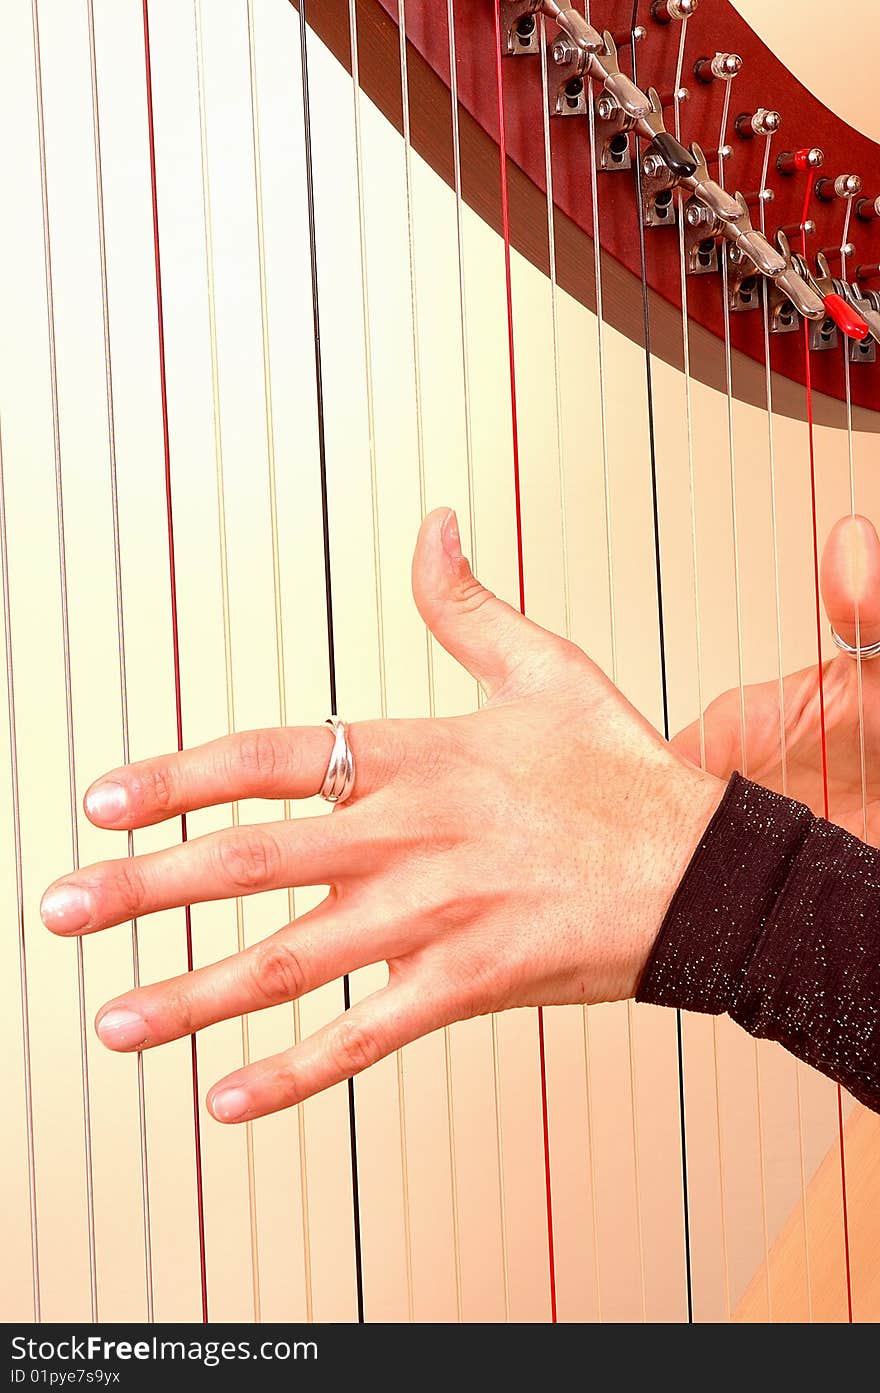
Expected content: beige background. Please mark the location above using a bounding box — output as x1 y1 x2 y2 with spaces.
0 0 878 1324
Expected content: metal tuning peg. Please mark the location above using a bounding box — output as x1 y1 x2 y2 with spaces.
680 142 744 274
500 2 598 58
826 277 878 361
592 32 653 122
585 33 653 169
548 9 607 117
638 87 697 226
650 0 700 23
856 195 880 223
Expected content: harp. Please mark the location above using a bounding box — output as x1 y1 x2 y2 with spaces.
2 0 879 1324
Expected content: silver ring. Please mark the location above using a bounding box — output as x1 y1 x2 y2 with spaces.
320 718 356 804
830 625 880 661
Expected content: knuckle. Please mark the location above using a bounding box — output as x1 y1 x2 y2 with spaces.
330 1019 382 1078
234 730 287 781
269 1060 302 1107
452 576 495 616
216 828 282 890
142 765 173 813
161 984 195 1037
249 939 309 1005
110 860 147 918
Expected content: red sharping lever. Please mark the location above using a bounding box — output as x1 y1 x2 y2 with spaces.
822 292 870 340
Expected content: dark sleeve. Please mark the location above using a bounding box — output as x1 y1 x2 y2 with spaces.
636 771 880 1113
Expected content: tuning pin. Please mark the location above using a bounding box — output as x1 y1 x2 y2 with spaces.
815 174 862 201
610 26 646 49
779 219 816 239
651 0 699 22
701 144 733 164
694 53 742 83
818 242 856 261
734 109 780 140
856 195 880 222
856 263 880 280
776 148 824 175
655 86 689 107
741 187 775 208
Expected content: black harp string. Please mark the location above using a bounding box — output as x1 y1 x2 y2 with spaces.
296 0 365 1323
31 0 99 1320
345 0 417 1323
670 15 733 1322
86 0 154 1318
628 0 694 1324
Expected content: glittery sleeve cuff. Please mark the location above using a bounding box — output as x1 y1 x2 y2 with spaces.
636 772 880 1112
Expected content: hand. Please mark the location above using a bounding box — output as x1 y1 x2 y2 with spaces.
673 514 880 843
40 509 722 1124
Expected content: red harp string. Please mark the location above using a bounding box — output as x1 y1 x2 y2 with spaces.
492 1 558 1324
799 166 854 1324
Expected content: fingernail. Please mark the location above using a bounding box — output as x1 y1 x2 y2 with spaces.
85 780 128 823
96 1007 147 1050
440 508 462 562
210 1087 250 1122
40 884 94 934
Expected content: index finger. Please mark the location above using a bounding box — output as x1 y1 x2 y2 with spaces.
83 722 399 830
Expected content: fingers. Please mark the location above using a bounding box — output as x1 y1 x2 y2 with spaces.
40 813 369 937
411 508 564 700
94 900 390 1051
205 978 444 1123
821 514 880 651
82 722 400 831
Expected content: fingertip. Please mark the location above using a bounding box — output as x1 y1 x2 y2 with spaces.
208 1085 251 1124
821 514 880 648
84 778 129 827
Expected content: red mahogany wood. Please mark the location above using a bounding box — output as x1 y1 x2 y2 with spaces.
379 0 880 411
291 0 879 425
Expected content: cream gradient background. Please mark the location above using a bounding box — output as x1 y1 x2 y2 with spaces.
0 0 878 1324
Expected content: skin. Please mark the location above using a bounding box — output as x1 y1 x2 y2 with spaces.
39 509 880 1125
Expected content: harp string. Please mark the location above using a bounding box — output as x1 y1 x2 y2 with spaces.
538 17 571 637
583 0 616 1323
0 416 41 1319
756 123 813 1322
86 0 154 1319
715 81 773 1322
447 0 512 1321
397 0 465 1321
31 0 99 1321
628 3 693 1323
837 214 869 847
492 0 558 1325
581 0 646 1323
798 173 854 1324
670 14 732 1322
296 0 366 1323
192 0 263 1321
141 0 210 1323
346 0 416 1322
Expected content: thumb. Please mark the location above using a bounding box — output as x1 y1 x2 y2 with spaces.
820 514 880 651
412 508 563 699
